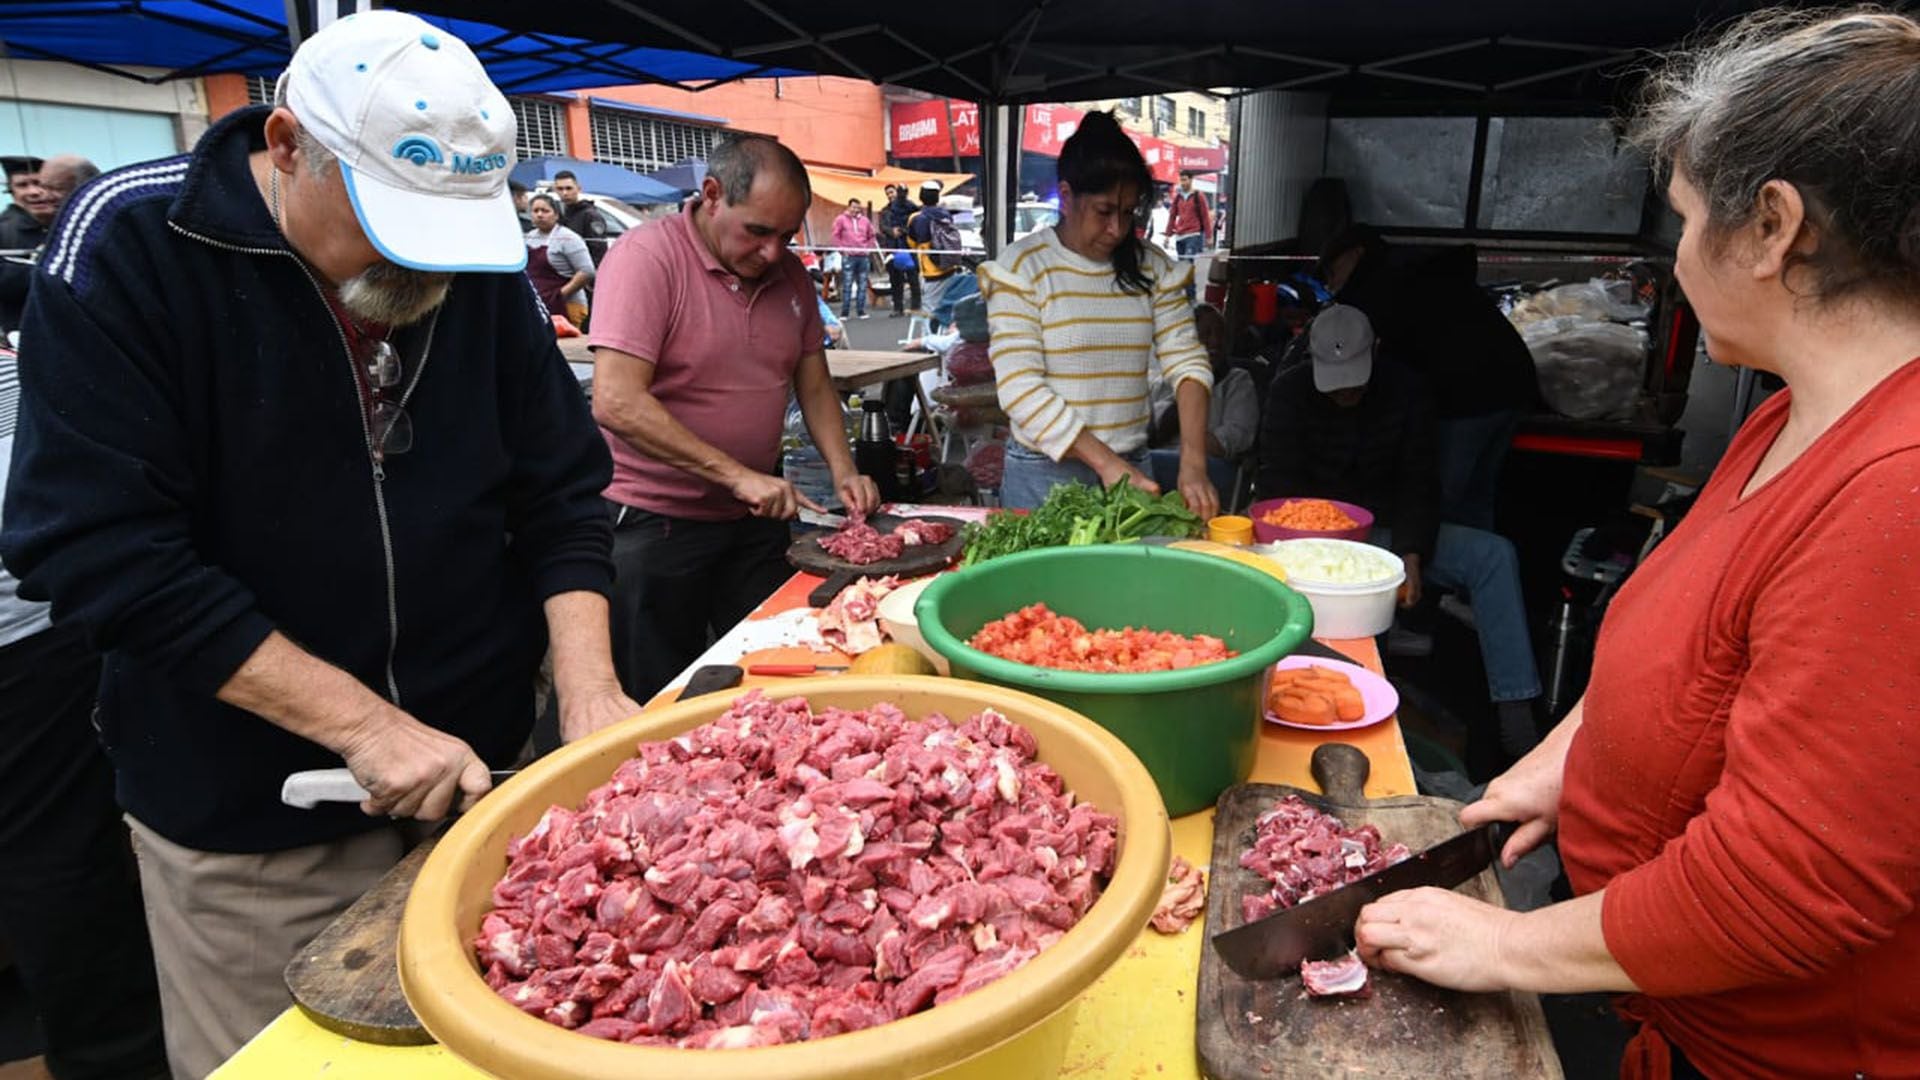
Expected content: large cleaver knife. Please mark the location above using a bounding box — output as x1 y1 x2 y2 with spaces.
1210 822 1499 980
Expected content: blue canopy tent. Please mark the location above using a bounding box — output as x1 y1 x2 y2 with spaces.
647 158 709 193
511 156 684 206
0 2 803 92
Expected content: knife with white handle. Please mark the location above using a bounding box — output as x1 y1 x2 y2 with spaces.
279 768 518 809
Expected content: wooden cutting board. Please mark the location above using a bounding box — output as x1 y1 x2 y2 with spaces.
785 513 967 579
1195 744 1562 1080
284 832 441 1045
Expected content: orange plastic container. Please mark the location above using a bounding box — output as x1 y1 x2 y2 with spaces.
1207 514 1254 545
398 676 1170 1080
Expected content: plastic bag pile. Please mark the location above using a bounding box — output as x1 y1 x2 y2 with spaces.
1509 280 1650 421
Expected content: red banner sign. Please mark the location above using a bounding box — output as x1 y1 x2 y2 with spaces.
890 100 1215 183
1133 135 1180 184
890 99 980 158
1020 103 1084 157
1174 145 1228 173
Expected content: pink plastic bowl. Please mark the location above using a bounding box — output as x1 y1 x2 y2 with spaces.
1248 497 1375 543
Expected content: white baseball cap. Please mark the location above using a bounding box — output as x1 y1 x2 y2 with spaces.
1307 303 1376 392
279 10 523 272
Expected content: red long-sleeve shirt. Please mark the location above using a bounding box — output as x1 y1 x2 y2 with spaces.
1560 359 1920 1080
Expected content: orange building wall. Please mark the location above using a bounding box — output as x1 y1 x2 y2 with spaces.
204 73 254 120
199 71 887 177
579 76 885 172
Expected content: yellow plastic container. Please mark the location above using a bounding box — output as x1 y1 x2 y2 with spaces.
398 676 1170 1080
1206 514 1254 545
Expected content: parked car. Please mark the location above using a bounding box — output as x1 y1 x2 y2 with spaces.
1014 200 1061 240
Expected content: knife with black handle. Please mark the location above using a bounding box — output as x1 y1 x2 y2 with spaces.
1210 821 1501 980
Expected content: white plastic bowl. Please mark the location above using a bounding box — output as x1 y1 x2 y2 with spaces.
876 574 947 672
1256 539 1405 638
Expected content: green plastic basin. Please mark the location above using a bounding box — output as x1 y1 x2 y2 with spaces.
916 545 1314 816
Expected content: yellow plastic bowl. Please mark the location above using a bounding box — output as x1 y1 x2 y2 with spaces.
398 676 1170 1080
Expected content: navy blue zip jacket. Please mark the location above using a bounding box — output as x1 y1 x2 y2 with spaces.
0 107 614 853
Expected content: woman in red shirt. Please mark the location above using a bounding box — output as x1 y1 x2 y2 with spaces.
1353 11 1920 1078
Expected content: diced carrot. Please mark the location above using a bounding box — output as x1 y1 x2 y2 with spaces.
1259 498 1360 531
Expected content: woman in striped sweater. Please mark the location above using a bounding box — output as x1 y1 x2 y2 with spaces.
980 112 1219 518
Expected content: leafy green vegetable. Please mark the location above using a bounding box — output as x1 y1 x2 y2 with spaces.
959 477 1204 566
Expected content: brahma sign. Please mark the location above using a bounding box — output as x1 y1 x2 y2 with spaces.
889 99 1206 183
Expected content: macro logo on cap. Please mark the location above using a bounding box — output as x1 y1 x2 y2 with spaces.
450 151 509 175
392 135 444 167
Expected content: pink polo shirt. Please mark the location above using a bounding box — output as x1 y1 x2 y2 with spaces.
590 199 823 521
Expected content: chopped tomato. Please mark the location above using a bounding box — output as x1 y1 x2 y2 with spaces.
967 603 1235 673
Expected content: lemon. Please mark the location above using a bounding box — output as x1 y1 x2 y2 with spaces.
849 643 939 676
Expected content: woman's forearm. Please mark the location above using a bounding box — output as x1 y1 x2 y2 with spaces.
1174 378 1211 465
1499 892 1639 993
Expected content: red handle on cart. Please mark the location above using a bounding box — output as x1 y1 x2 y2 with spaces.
747 664 850 676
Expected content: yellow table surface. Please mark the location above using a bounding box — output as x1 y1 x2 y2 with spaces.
216 569 1413 1080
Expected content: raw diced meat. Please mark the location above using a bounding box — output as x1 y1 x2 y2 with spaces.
886 943 973 1015
814 575 898 654
474 691 1119 1049
933 944 1037 1005
1300 952 1371 998
645 961 699 1035
1149 855 1207 934
817 518 955 565
688 955 750 1006
818 522 904 564
892 519 955 546
1237 796 1409 927
576 1016 645 1041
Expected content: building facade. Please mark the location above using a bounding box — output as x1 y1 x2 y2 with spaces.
1 58 211 200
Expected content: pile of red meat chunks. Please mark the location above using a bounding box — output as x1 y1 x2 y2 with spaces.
475 691 1119 1049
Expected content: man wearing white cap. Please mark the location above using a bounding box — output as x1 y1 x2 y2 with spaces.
1255 304 1543 768
906 178 962 316
0 12 635 1074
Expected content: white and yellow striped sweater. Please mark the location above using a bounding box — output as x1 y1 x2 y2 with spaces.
978 229 1212 461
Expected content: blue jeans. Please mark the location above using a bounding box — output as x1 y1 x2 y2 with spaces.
1375 524 1541 703
1147 449 1237 502
1175 234 1203 300
1433 410 1520 531
1000 443 1151 510
840 254 870 317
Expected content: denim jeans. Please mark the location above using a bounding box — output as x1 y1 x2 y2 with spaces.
1000 442 1151 510
1433 409 1520 531
1375 523 1541 703
888 257 921 313
840 254 870 317
1174 234 1203 300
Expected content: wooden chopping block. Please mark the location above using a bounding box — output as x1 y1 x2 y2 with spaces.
284 832 441 1045
1195 744 1562 1080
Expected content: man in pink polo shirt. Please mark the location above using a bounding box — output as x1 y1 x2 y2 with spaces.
590 133 880 698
